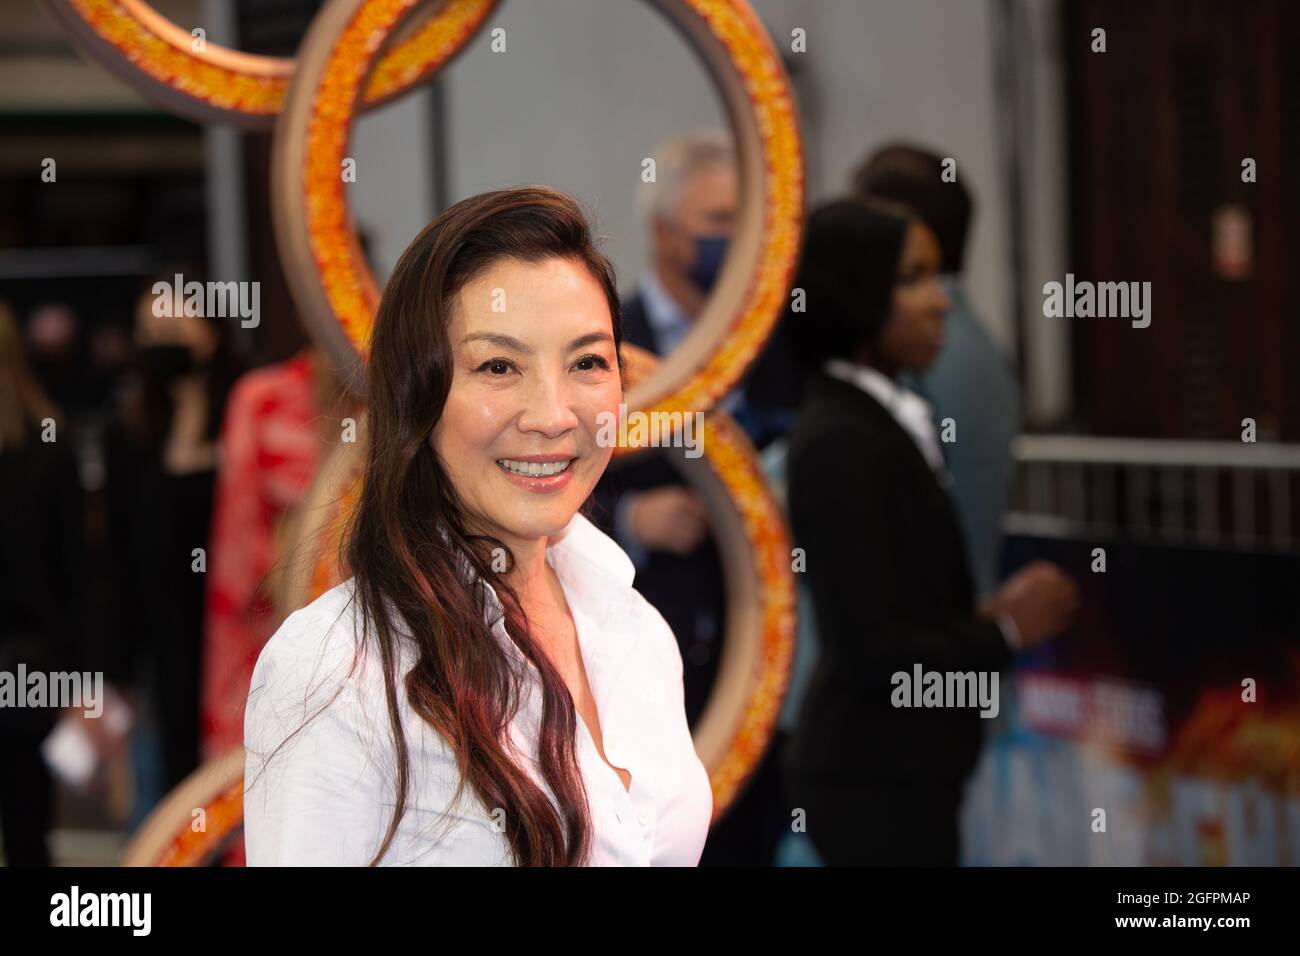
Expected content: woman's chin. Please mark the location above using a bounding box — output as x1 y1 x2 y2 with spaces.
491 498 584 543
470 466 599 545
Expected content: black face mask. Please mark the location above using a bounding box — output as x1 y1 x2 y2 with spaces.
140 343 196 380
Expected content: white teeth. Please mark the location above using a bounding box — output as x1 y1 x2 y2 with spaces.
497 458 573 477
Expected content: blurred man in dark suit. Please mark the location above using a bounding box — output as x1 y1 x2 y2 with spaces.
595 131 803 865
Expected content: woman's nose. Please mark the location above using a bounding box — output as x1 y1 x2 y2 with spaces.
518 373 579 437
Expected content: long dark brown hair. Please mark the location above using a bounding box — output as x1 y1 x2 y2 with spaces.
345 186 624 866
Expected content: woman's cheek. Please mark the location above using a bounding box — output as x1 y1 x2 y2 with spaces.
580 388 621 460
586 378 622 418
467 385 510 429
441 387 504 458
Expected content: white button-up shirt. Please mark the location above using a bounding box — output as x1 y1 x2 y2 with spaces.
243 512 712 865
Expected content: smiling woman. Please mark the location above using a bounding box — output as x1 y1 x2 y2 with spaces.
435 256 622 528
242 186 712 866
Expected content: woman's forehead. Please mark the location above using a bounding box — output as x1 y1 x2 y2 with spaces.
451 258 612 341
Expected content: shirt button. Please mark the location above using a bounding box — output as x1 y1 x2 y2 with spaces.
638 811 650 827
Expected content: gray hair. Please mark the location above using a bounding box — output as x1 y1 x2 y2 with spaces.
640 129 734 223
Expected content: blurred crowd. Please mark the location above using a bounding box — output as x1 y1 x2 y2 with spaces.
0 267 358 863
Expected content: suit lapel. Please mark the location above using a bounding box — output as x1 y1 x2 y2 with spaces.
814 372 943 490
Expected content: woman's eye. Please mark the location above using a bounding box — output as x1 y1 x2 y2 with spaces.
476 358 513 375
573 354 611 372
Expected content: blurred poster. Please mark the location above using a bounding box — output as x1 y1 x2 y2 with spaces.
963 536 1300 866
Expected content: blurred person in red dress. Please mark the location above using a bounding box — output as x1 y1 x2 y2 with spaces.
199 347 358 762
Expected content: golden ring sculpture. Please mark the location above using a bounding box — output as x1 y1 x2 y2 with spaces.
52 0 803 865
43 0 500 127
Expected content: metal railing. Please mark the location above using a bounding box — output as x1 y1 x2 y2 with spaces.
1005 435 1300 552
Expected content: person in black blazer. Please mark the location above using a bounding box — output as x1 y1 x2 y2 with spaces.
782 197 1077 866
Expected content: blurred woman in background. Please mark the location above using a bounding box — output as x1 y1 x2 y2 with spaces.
782 198 1077 866
104 267 241 804
0 301 83 865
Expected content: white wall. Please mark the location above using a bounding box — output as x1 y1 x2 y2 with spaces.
439 0 726 294
351 90 438 279
766 0 1014 352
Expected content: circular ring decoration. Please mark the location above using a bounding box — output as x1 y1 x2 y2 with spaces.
119 747 245 866
273 0 804 417
43 0 498 127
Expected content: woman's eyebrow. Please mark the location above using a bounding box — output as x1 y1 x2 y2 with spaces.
460 330 613 353
461 331 530 352
567 331 615 350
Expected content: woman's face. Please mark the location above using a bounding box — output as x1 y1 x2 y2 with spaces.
134 290 218 363
432 256 622 552
874 219 951 373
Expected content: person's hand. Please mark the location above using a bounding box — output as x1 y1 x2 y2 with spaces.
627 487 710 555
987 560 1079 649
74 682 133 760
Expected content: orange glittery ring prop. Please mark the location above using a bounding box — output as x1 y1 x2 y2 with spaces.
43 0 499 127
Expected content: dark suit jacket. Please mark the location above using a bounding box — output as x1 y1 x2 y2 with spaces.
620 292 807 448
619 292 656 364
594 293 725 727
596 290 809 726
0 418 85 738
783 371 1011 787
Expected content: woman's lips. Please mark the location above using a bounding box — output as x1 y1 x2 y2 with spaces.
495 456 576 493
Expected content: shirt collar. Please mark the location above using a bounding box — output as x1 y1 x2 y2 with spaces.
445 511 631 607
441 512 641 672
408 511 649 766
545 510 636 596
465 513 644 740
823 358 929 418
823 358 948 476
638 269 691 353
